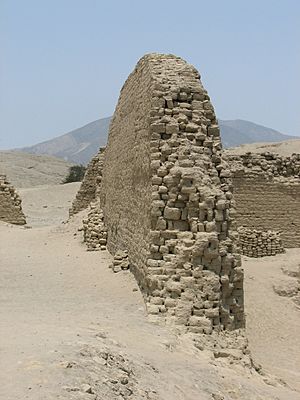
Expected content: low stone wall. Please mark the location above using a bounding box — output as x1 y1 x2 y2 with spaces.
0 174 26 225
226 152 300 248
82 200 107 251
238 227 284 257
228 152 300 179
99 54 244 332
69 148 105 216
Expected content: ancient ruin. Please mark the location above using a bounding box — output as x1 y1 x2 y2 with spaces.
88 53 244 332
226 152 300 248
71 54 300 333
69 148 105 216
82 199 107 251
0 174 26 225
238 227 284 257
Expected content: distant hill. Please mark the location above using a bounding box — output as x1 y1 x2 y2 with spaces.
19 117 298 165
0 151 73 188
219 119 297 148
20 117 110 165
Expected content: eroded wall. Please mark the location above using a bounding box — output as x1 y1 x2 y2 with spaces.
0 174 26 225
100 54 244 332
69 148 105 216
228 153 300 248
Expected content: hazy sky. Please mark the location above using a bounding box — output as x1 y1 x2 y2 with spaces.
1 0 299 149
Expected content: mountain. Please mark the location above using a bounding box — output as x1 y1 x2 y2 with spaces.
219 119 297 148
19 117 298 165
20 117 110 165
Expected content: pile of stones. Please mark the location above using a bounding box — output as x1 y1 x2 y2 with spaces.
0 174 26 225
110 250 130 273
83 201 107 251
238 227 284 257
227 152 300 180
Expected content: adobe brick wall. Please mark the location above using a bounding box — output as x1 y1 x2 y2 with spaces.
227 153 300 248
0 174 26 225
69 148 105 216
99 54 244 332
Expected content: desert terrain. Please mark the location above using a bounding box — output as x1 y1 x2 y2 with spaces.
224 138 300 157
0 178 299 399
0 151 73 188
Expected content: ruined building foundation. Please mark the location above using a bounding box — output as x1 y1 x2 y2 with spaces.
0 174 26 225
96 54 244 332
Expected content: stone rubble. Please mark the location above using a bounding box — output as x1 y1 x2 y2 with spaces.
238 227 284 257
226 152 300 180
0 174 26 225
83 200 107 251
109 250 130 273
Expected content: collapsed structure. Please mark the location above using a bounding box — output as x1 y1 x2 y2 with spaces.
0 174 26 225
73 54 244 332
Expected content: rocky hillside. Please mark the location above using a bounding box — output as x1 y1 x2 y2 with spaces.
19 117 297 164
0 151 73 188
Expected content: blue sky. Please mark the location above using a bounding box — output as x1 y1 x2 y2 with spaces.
0 0 299 148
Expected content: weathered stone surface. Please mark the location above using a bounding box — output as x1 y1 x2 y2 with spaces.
0 174 26 225
98 53 244 332
83 200 107 251
238 227 284 258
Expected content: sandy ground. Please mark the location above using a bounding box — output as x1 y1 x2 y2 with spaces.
19 182 81 226
244 251 300 390
0 150 73 188
225 138 300 157
0 183 300 399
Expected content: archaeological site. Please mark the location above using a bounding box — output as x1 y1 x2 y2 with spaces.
72 53 245 333
70 53 300 341
2 52 300 399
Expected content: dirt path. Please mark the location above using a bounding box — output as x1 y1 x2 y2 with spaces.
0 183 299 399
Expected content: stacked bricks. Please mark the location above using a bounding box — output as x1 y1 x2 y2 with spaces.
83 200 107 251
238 227 284 257
225 152 300 248
227 152 300 180
99 54 244 333
0 174 26 225
110 250 130 273
69 148 105 216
